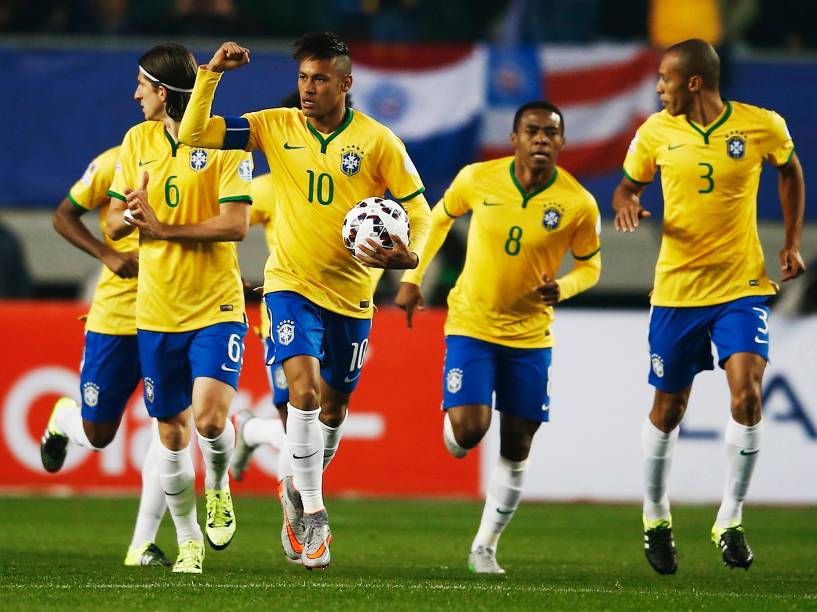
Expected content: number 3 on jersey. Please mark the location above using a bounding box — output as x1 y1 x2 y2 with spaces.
697 163 714 194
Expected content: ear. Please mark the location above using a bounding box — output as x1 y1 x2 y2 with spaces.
158 85 168 103
510 130 519 148
342 73 353 92
688 75 703 93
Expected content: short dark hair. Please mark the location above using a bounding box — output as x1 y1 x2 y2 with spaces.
666 39 720 90
292 32 351 71
513 100 565 134
138 43 197 121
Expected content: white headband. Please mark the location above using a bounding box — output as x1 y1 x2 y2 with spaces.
139 65 194 93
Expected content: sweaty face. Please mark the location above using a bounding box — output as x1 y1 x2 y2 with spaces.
656 53 691 117
511 109 565 171
297 57 350 121
134 72 165 121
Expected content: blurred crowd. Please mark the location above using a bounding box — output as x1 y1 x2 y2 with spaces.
1 0 816 49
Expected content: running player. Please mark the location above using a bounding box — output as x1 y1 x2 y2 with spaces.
40 146 171 568
106 43 253 574
396 101 602 574
612 39 805 574
178 32 431 569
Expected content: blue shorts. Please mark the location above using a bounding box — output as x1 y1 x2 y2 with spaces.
264 335 290 406
264 291 372 394
137 322 248 418
648 295 771 393
442 335 552 423
80 332 141 423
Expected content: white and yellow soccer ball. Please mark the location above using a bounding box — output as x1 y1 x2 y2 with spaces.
341 197 410 260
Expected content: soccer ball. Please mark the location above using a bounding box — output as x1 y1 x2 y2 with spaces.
342 197 410 259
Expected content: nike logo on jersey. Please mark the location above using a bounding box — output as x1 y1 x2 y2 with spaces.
667 144 685 151
283 142 305 150
740 449 760 456
293 451 319 460
139 159 157 166
482 200 503 206
221 364 240 373
754 336 769 345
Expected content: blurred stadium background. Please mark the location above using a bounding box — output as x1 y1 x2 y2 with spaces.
0 1 815 605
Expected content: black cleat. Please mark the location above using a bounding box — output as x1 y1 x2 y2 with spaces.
644 520 678 575
40 398 73 473
713 525 753 570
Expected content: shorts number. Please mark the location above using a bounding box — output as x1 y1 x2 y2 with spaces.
306 170 334 205
227 333 243 364
165 175 180 207
349 339 368 372
753 306 769 344
697 163 714 194
504 225 523 256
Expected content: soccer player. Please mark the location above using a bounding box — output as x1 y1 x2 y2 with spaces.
106 43 254 574
178 32 431 569
40 146 172 568
396 101 602 574
612 39 805 575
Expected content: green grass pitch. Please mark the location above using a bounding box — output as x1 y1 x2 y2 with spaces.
0 497 815 610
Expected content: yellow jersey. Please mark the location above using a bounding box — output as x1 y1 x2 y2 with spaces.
623 100 794 307
109 121 253 332
251 172 385 338
404 158 601 349
68 146 139 336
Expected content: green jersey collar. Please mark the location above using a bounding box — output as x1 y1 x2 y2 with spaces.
510 160 558 208
685 100 732 144
307 108 355 154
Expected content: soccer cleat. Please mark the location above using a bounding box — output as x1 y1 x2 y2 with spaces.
124 542 173 567
643 516 678 575
40 397 73 473
278 476 305 563
231 409 257 482
172 539 204 574
301 509 332 570
205 488 236 550
712 524 753 569
468 545 506 574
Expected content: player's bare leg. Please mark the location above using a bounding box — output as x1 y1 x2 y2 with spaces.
443 404 492 458
712 352 765 569
282 355 331 569
642 386 691 575
469 413 538 574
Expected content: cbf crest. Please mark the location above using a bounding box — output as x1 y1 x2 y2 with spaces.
82 382 99 407
190 148 209 172
276 319 295 346
542 202 566 232
144 377 155 403
725 130 747 160
340 145 364 177
446 368 463 393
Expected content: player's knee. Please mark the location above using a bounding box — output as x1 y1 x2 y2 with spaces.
320 399 347 428
731 385 762 424
289 386 320 411
452 417 490 449
195 414 227 439
83 421 117 449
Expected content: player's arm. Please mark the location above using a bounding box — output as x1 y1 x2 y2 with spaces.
356 192 431 270
178 42 253 151
394 199 458 328
54 197 138 278
777 152 806 281
106 195 138 241
612 175 651 232
537 254 601 306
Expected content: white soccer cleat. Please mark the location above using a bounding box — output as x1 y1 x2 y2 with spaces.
278 476 305 563
301 509 332 570
468 545 505 574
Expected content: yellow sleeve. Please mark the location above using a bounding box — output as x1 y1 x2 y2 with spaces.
108 130 137 202
557 198 602 301
380 129 425 202
402 192 432 264
68 147 119 211
178 67 232 150
764 111 795 167
556 254 601 302
218 151 254 203
401 198 457 286
622 122 657 184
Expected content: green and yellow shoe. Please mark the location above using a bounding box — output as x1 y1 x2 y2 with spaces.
711 523 753 569
172 540 204 574
124 542 173 567
643 514 677 575
40 397 75 473
205 488 236 550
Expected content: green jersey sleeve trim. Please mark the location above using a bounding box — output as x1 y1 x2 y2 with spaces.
395 187 425 203
107 190 126 202
441 198 459 219
67 192 89 213
219 195 253 204
573 246 601 261
622 167 650 185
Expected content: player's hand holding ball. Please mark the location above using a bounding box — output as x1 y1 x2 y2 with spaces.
207 42 250 73
342 197 417 269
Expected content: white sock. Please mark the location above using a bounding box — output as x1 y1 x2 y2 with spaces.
443 411 467 456
129 425 167 548
157 442 201 544
715 418 762 528
197 419 235 491
287 404 324 513
472 456 528 550
320 411 346 470
641 418 678 522
277 438 293 480
55 399 97 449
242 417 285 450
